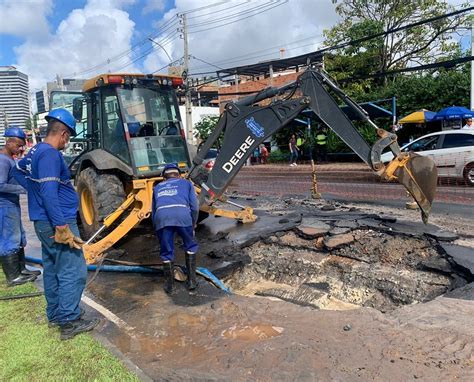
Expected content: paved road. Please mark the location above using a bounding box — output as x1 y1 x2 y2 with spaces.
228 163 474 217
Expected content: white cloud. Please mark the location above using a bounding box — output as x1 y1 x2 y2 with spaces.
0 0 52 39
14 0 138 91
143 0 166 15
142 0 340 75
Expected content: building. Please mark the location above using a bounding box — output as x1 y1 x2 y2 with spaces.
0 66 31 145
36 90 47 113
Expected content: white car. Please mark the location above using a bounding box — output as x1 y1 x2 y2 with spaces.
380 130 474 186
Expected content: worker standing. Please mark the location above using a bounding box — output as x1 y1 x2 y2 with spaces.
152 163 199 294
13 108 99 340
315 128 328 163
0 127 39 286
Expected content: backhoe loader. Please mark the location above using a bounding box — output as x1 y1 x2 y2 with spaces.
53 66 437 264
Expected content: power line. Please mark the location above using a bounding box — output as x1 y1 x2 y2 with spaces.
186 1 282 28
188 1 287 34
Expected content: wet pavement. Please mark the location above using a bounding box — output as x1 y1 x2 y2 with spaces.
20 194 474 381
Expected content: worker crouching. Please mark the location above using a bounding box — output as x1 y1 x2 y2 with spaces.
152 163 199 294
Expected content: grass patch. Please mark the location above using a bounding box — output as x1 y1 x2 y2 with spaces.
0 273 139 381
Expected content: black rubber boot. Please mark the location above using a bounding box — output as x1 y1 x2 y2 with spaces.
163 261 174 294
18 248 41 276
185 252 197 291
0 252 36 287
60 318 100 340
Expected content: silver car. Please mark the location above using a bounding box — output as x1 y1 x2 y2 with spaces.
381 130 474 186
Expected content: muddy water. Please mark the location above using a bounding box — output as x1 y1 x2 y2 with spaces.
21 193 474 380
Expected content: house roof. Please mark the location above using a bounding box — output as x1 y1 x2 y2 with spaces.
217 51 324 77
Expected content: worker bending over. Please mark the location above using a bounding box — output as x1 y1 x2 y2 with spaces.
0 127 40 286
13 109 99 340
152 163 199 294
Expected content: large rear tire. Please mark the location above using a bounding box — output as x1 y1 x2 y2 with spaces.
77 167 126 239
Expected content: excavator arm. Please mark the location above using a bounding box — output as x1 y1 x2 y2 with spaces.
189 66 437 223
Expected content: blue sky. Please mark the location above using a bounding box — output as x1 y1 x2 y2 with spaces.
0 0 471 94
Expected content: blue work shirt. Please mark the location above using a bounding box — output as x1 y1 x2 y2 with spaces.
0 153 25 207
152 177 199 231
12 143 78 227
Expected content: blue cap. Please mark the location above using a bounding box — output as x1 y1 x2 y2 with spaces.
162 163 180 176
4 126 27 140
45 108 77 136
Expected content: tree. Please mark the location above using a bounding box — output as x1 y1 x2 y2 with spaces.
193 115 221 148
325 0 469 78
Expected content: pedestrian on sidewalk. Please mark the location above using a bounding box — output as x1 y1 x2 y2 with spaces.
259 144 269 164
0 126 40 286
152 163 199 294
289 134 299 166
315 128 328 163
13 108 99 340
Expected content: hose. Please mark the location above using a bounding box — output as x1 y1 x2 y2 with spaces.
24 256 231 293
0 292 44 301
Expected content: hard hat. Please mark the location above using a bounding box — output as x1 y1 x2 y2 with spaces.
162 163 180 176
4 126 27 141
45 108 77 136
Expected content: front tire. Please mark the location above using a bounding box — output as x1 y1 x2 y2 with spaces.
76 168 126 238
464 163 474 186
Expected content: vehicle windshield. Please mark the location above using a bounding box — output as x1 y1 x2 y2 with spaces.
116 87 189 172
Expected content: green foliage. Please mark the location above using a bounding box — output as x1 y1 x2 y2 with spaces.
194 115 220 143
268 149 289 163
325 0 468 75
0 274 139 381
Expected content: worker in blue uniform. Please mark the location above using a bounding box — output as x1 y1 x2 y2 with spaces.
152 163 199 294
0 126 39 286
13 108 99 340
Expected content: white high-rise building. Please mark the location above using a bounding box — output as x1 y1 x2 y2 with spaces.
0 66 30 145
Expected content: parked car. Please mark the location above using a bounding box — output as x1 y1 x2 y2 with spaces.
202 148 219 171
381 130 474 186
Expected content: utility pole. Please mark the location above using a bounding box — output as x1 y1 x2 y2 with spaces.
180 13 193 144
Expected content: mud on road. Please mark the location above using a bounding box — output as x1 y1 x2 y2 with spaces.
78 194 474 381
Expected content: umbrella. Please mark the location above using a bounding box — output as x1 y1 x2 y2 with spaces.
433 106 474 121
398 109 436 124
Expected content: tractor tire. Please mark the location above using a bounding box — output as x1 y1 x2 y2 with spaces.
77 167 126 239
464 163 474 187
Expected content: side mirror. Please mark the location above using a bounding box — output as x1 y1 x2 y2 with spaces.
72 98 83 121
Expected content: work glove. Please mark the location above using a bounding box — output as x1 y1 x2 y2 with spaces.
54 225 85 249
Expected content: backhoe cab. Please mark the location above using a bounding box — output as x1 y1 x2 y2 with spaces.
51 73 191 236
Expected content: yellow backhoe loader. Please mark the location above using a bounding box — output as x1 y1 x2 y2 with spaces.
53 66 437 264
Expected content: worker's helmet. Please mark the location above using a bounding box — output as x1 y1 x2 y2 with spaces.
45 108 77 136
162 163 180 177
4 126 27 141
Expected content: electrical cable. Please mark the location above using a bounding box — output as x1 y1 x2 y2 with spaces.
187 1 282 28
188 1 287 34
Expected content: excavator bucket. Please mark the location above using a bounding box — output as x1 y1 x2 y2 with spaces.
384 152 438 224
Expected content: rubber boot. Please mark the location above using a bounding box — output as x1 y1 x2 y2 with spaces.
162 261 174 294
0 252 36 287
18 248 41 276
185 252 197 291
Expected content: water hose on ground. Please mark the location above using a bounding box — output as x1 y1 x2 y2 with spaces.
24 256 231 293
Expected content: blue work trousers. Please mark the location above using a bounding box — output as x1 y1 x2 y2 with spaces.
34 220 87 324
289 150 298 163
0 205 26 257
156 226 198 262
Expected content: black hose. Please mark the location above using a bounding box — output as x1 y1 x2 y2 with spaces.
0 291 44 301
